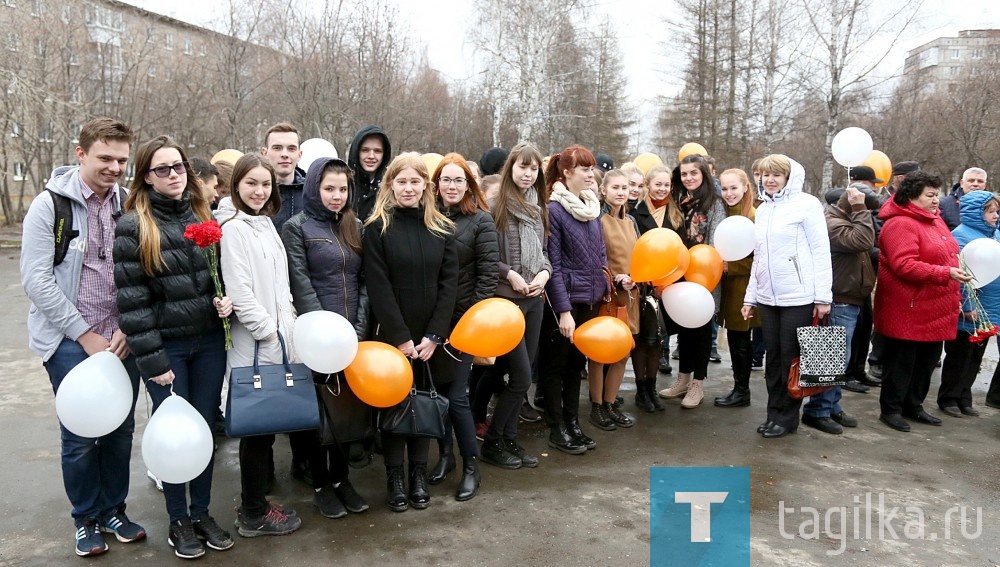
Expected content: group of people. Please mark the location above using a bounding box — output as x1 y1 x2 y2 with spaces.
22 116 998 561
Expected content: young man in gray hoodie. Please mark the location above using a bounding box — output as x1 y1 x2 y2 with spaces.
21 117 145 557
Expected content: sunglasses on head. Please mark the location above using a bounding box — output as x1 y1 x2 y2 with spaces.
148 162 188 178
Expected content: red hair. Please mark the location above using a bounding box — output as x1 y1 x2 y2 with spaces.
544 145 596 194
432 153 488 215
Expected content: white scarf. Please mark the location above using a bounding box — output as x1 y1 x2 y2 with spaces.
549 182 601 222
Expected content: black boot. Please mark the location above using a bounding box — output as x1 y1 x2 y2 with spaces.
605 402 635 428
481 438 522 469
408 463 430 509
646 380 666 411
565 417 596 450
455 457 480 502
634 380 655 413
385 466 407 512
428 443 455 485
588 401 616 431
547 425 587 455
716 331 752 407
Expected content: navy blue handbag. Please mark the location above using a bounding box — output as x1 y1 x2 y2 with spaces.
225 332 320 437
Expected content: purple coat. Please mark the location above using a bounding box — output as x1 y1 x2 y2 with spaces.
544 201 609 313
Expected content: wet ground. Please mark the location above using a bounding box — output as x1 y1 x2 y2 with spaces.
0 247 997 566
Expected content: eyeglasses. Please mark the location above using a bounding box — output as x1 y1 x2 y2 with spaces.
438 177 467 187
148 162 188 178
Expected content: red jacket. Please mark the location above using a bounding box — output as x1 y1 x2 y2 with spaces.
873 198 961 341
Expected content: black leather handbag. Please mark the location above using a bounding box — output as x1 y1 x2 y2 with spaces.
377 361 449 439
225 332 320 437
316 372 375 446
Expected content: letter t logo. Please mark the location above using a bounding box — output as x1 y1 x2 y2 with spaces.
675 492 729 542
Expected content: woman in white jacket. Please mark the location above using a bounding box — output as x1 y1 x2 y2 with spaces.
218 154 301 537
741 155 832 438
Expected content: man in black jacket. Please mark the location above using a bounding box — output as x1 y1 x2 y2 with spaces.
939 167 988 230
262 122 306 231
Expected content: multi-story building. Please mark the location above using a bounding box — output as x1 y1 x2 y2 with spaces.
903 29 1000 91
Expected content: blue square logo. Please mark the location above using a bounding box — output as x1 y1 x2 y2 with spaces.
650 467 750 566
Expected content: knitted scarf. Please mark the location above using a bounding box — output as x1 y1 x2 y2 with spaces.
549 182 601 222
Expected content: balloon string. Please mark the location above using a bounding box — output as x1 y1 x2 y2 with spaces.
442 342 462 362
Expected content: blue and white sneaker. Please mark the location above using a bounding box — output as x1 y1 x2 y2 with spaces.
75 518 108 557
101 505 146 543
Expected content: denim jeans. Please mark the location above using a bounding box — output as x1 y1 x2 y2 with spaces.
45 338 141 521
143 329 226 522
803 303 859 418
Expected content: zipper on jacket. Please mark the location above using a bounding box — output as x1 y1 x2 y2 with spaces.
790 256 804 286
331 223 350 318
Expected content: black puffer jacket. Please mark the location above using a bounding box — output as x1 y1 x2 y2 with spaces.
281 157 369 338
443 207 499 324
271 167 306 232
114 192 219 378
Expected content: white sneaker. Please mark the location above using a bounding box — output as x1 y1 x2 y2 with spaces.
681 380 704 408
147 469 163 492
659 374 691 399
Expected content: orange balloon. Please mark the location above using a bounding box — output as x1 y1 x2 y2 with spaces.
633 153 664 175
630 228 686 282
450 298 526 357
573 316 633 364
344 342 413 408
685 244 724 291
678 142 708 161
652 247 691 287
862 150 891 189
422 153 443 176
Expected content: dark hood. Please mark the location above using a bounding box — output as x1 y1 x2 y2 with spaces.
347 125 392 189
303 157 354 222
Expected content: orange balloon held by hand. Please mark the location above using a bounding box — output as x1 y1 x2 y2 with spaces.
450 298 526 357
684 244 724 291
652 246 691 287
344 342 414 408
573 316 633 364
630 228 685 282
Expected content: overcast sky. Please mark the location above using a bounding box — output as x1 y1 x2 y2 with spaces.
124 0 1000 148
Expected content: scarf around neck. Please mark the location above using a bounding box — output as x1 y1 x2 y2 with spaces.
549 181 601 222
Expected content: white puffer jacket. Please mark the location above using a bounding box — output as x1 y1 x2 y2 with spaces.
744 159 832 307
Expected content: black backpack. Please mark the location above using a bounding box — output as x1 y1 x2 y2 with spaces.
48 188 126 266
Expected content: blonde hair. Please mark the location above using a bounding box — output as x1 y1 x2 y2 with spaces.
756 154 791 178
365 152 454 237
643 165 683 228
719 168 755 219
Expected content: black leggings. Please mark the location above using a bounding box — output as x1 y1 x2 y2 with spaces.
485 296 543 441
538 302 600 426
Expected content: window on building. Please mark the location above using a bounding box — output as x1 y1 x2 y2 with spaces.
35 37 45 57
69 122 80 143
3 0 18 8
8 32 20 51
951 48 960 59
10 122 21 137
972 48 984 59
84 3 94 24
14 162 26 181
31 0 42 16
147 64 156 77
949 66 960 77
164 33 173 50
146 26 155 43
69 84 80 103
183 38 193 55
61 4 70 23
40 122 53 142
68 51 79 66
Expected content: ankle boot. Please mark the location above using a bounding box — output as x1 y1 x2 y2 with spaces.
565 417 596 449
407 463 430 509
659 373 691 399
588 401 617 431
647 379 666 411
714 386 751 407
634 380 655 413
455 457 480 502
385 466 407 512
428 443 455 485
717 331 752 407
605 402 635 427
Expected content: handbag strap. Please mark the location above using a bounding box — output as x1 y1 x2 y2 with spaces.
413 360 439 397
253 331 294 379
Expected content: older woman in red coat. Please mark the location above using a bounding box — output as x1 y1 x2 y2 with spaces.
874 171 971 432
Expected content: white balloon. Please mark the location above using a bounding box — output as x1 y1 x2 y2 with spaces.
142 395 213 484
299 138 338 173
661 282 716 328
55 351 133 438
960 237 1000 289
831 127 874 168
712 215 756 261
294 311 360 374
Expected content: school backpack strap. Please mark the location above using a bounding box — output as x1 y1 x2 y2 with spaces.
47 189 78 267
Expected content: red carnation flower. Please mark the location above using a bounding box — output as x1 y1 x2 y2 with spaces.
184 221 223 249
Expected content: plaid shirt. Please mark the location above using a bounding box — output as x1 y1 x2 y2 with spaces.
76 180 120 342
